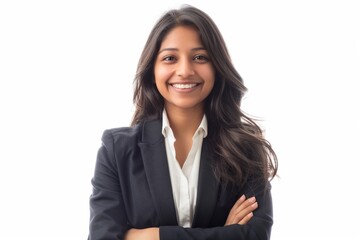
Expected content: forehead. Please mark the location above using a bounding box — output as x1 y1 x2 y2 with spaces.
160 25 203 47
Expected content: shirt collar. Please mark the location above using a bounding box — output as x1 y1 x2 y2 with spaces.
162 109 208 138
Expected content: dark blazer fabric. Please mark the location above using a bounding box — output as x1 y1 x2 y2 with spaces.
89 119 273 240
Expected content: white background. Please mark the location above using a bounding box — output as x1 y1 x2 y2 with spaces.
0 0 359 239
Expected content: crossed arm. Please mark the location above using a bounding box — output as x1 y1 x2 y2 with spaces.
89 130 273 240
125 195 258 240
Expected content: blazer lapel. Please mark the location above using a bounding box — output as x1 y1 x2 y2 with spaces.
192 139 220 227
138 119 178 226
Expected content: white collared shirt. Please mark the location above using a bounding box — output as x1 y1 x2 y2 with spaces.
162 110 208 227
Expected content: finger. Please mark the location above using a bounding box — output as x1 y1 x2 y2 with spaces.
231 201 258 224
238 212 254 225
227 195 246 218
231 195 246 212
234 194 246 208
225 195 245 225
226 198 257 225
233 196 256 216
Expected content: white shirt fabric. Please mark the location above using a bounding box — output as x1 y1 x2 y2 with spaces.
162 110 208 227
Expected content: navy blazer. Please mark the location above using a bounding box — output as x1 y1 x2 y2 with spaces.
89 118 273 240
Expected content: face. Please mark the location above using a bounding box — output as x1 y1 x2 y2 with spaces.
154 25 215 113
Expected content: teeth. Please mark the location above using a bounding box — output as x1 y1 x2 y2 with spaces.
172 83 197 89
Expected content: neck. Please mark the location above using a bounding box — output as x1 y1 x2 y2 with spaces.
165 105 204 138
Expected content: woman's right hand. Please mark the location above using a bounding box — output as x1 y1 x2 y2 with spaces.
225 195 258 225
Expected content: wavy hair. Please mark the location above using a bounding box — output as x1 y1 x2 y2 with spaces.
131 5 278 187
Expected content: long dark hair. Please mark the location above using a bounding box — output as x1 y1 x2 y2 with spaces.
131 5 278 187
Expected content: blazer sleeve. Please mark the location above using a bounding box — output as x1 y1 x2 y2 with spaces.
89 128 274 240
88 130 129 240
160 181 274 240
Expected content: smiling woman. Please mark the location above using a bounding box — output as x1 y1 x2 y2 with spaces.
1 0 359 239
88 4 278 240
154 26 215 144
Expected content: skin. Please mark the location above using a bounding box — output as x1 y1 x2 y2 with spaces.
154 25 215 167
125 25 258 240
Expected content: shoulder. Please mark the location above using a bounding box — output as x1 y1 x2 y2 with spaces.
100 118 163 147
101 125 141 148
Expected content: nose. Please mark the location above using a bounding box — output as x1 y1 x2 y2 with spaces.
176 59 195 78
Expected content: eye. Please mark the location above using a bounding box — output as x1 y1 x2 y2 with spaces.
162 55 176 62
193 54 209 63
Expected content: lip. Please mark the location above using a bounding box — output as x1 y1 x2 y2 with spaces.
169 82 201 92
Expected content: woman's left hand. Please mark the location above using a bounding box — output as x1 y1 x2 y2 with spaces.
124 227 160 240
225 195 258 225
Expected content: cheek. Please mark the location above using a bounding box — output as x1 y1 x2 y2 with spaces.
203 67 216 88
154 66 170 94
154 65 171 84
206 79 215 95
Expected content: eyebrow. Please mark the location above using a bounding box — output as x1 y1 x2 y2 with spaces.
158 47 206 54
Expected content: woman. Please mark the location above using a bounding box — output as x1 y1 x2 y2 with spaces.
89 4 278 240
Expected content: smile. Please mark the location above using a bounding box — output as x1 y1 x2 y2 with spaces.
171 83 199 89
